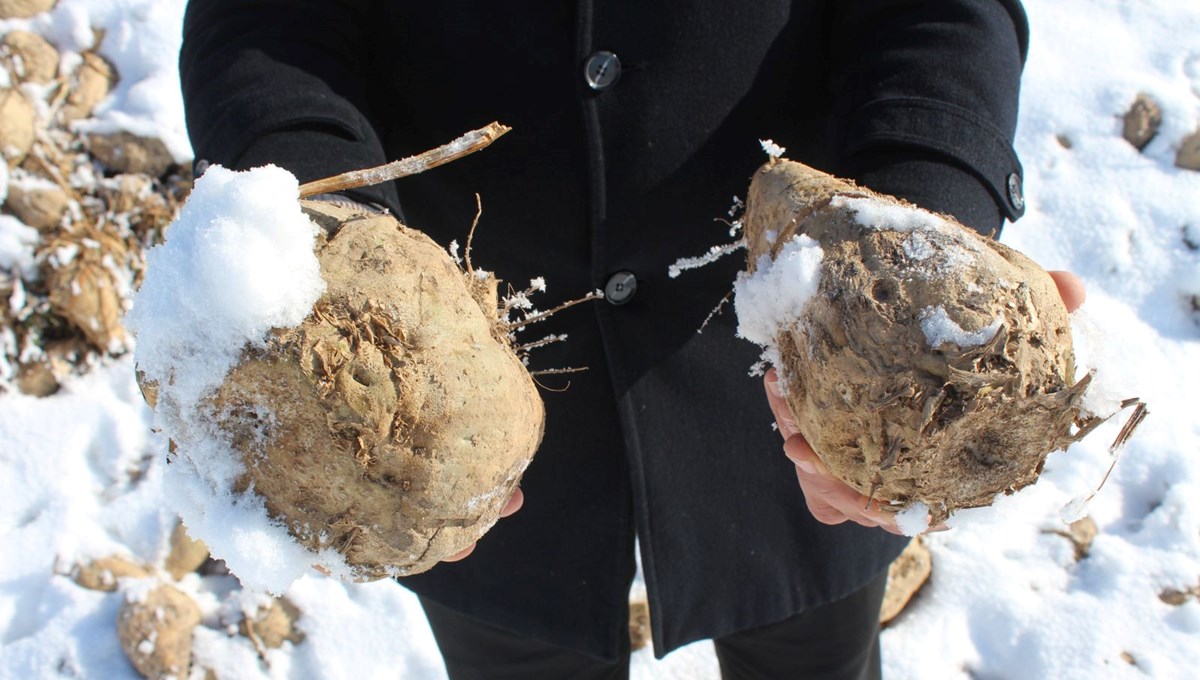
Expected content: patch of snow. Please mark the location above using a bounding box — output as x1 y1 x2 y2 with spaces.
918 306 1002 348
668 240 746 279
126 164 332 595
832 195 951 234
896 502 932 537
733 234 823 350
0 215 39 281
759 139 785 158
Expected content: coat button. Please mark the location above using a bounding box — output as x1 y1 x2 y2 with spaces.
604 271 637 305
1007 172 1025 212
584 50 621 91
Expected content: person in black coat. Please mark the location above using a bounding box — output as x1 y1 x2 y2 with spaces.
180 2 1071 677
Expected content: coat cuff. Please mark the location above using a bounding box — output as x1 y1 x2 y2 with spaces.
842 97 1026 225
846 146 1005 238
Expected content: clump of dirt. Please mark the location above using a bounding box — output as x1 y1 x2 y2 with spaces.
1122 93 1162 151
117 581 201 680
880 537 932 625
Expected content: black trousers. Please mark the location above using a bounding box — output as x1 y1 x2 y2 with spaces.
419 571 886 680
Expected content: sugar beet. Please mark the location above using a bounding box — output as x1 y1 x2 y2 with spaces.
145 200 545 580
742 159 1101 524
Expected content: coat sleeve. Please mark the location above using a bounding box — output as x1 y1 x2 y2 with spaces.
179 0 401 213
827 0 1029 236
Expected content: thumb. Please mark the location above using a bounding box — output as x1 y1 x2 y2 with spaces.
782 433 827 476
1048 270 1086 313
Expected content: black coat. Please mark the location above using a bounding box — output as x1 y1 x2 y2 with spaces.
181 0 1029 660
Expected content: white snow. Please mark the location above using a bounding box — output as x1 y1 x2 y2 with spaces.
667 240 747 279
902 231 936 260
2 0 1200 678
1069 304 1129 419
833 194 952 234
0 215 39 281
825 195 981 279
120 576 159 606
732 234 824 371
727 195 744 219
895 502 932 537
125 163 331 595
7 277 24 314
759 138 786 158
1059 495 1092 525
919 306 1003 349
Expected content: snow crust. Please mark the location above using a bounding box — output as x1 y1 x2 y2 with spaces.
0 215 39 281
732 234 823 371
832 194 982 282
895 502 933 537
832 195 950 233
919 306 1003 349
126 164 333 595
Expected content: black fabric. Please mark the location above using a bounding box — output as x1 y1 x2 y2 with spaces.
180 0 1029 661
713 571 887 680
616 310 907 651
827 0 1028 222
420 597 631 680
849 146 1005 236
844 99 1026 221
420 571 886 680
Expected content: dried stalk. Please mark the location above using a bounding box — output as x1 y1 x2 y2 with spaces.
505 291 604 331
516 334 568 353
529 367 589 377
298 122 511 198
465 193 481 274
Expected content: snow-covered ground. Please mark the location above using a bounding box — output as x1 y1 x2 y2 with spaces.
2 0 1199 678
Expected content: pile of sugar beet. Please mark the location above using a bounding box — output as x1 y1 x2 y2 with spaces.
0 3 189 397
0 5 293 678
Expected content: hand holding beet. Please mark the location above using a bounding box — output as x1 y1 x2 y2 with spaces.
442 487 525 562
763 270 1088 534
730 158 1138 532
129 125 560 593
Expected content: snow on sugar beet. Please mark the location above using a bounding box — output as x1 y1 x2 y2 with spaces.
729 157 1145 528
128 124 576 593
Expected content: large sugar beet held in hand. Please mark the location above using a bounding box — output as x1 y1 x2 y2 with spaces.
207 201 543 578
744 159 1098 524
